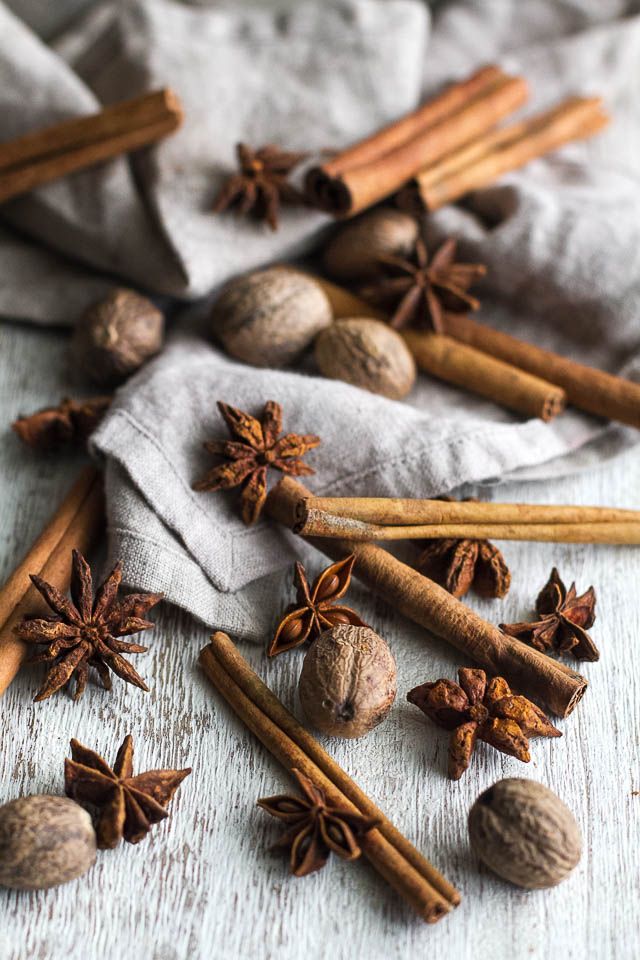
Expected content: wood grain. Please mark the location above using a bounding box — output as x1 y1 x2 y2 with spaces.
0 320 638 960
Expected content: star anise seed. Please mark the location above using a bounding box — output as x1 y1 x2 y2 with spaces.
415 500 510 599
501 567 599 661
269 554 367 657
193 400 320 525
212 143 307 230
359 237 486 333
64 735 191 849
407 667 561 779
12 396 112 452
15 549 162 702
257 767 378 876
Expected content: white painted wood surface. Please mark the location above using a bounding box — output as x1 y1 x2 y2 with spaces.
1 319 638 960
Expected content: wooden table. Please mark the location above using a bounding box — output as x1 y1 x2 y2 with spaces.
1 319 638 960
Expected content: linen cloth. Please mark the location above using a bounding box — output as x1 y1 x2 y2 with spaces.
2 0 640 638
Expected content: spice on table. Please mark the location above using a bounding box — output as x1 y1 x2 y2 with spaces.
65 736 191 849
15 549 162 702
193 400 320 526
258 767 378 877
212 143 307 230
415 500 511 598
407 667 561 779
269 555 366 657
358 238 486 333
501 567 598 661
12 396 112 452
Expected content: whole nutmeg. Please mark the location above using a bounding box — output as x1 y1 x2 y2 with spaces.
298 624 397 739
323 208 419 281
0 795 97 890
212 267 332 368
468 779 582 889
314 317 416 399
72 288 164 385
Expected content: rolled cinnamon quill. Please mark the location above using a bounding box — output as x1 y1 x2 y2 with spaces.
266 477 587 718
402 329 566 421
442 312 640 430
306 66 528 217
0 89 182 205
297 496 640 526
200 641 455 922
0 467 105 696
401 96 608 212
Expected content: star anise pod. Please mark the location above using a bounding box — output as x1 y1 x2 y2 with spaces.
359 237 486 333
212 142 307 230
268 554 367 657
501 567 599 661
193 400 320 526
415 500 510 599
257 767 378 876
64 735 191 849
15 549 162 702
407 667 561 780
12 395 112 452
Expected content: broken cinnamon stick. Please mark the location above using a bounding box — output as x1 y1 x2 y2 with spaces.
0 467 105 696
0 89 182 204
442 312 640 430
297 496 640 526
400 96 608 212
266 477 587 718
306 67 528 216
403 329 566 421
200 641 454 922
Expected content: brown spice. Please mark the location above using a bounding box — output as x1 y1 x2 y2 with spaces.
501 567 598 661
212 143 307 230
257 767 378 877
12 396 111 452
65 736 191 849
269 555 366 657
193 400 320 526
14 549 162 701
359 238 486 333
416 501 511 599
407 667 561 780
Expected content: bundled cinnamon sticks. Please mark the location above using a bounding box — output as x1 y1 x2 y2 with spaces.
305 66 528 216
200 631 459 922
0 466 104 696
0 89 182 204
266 477 587 719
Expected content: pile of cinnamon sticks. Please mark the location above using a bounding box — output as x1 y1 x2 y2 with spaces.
306 64 607 216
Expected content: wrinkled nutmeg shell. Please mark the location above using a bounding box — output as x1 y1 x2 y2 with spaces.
72 288 164 385
212 267 333 368
468 778 582 889
298 624 397 739
315 317 416 400
0 795 97 890
323 208 419 281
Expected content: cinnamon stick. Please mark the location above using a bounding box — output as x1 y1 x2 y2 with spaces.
402 329 566 421
296 510 640 545
206 629 459 906
306 67 528 216
0 467 105 696
442 312 640 430
0 89 182 204
298 496 640 526
266 477 587 718
200 641 454 922
402 96 608 212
